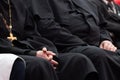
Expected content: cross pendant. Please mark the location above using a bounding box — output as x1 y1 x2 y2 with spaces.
7 32 17 42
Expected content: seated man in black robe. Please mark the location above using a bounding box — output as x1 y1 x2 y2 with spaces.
0 0 98 80
0 14 25 80
89 0 120 48
0 1 58 80
29 0 120 80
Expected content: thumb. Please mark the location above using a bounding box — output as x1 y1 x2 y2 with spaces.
42 47 47 53
99 43 103 48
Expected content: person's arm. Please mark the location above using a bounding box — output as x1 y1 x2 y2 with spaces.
22 8 58 54
0 38 37 56
0 38 58 67
25 0 86 53
98 8 117 51
37 19 87 52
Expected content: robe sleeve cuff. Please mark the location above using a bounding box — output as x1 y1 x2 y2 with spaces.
27 51 37 56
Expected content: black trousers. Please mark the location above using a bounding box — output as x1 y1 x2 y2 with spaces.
66 45 120 80
10 58 25 80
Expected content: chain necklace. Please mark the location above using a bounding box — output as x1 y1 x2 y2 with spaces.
6 0 17 41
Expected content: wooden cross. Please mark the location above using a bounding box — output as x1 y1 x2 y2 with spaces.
7 32 17 42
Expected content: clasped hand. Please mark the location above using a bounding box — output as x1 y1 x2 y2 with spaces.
100 40 117 52
36 47 58 69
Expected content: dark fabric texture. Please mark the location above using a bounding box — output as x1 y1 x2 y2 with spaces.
89 0 120 48
0 0 58 55
67 45 120 80
19 55 58 80
24 0 98 80
57 53 98 80
10 58 25 80
41 0 120 80
48 0 112 47
0 0 98 80
25 0 88 53
0 0 58 80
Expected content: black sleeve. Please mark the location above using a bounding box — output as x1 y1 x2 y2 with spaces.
0 9 37 56
22 8 58 55
98 7 113 43
28 0 87 52
37 19 87 51
0 38 37 56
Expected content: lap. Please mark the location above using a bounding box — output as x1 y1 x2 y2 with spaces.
68 45 120 62
57 53 98 80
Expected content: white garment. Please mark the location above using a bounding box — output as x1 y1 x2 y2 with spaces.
0 54 20 80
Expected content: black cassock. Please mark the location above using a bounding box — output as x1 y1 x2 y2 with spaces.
24 0 99 80
48 0 112 47
0 0 98 80
34 0 120 80
90 0 120 48
0 0 58 80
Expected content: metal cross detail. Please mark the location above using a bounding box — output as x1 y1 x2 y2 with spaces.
7 32 17 42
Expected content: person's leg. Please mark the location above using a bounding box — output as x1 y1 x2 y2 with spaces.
20 55 58 80
57 53 98 80
68 45 120 80
10 58 25 80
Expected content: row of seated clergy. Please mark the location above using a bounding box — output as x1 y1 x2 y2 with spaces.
25 0 120 80
0 0 99 80
1 0 120 80
89 0 120 48
47 0 120 50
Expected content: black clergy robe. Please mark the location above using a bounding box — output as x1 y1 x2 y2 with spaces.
24 0 101 80
90 0 120 48
32 0 120 80
0 0 58 80
48 0 113 47
0 0 100 80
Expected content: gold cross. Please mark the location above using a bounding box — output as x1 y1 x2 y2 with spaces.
7 32 17 42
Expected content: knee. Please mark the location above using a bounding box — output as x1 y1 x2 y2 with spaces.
28 57 51 69
68 53 93 66
83 46 110 60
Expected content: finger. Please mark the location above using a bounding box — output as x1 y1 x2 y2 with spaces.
36 51 46 58
106 44 112 50
50 59 59 66
36 51 53 61
42 47 47 53
100 42 106 49
48 55 53 61
45 54 53 60
107 43 116 51
100 44 103 48
103 43 112 50
114 47 117 51
40 53 50 60
46 51 56 56
110 46 117 52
